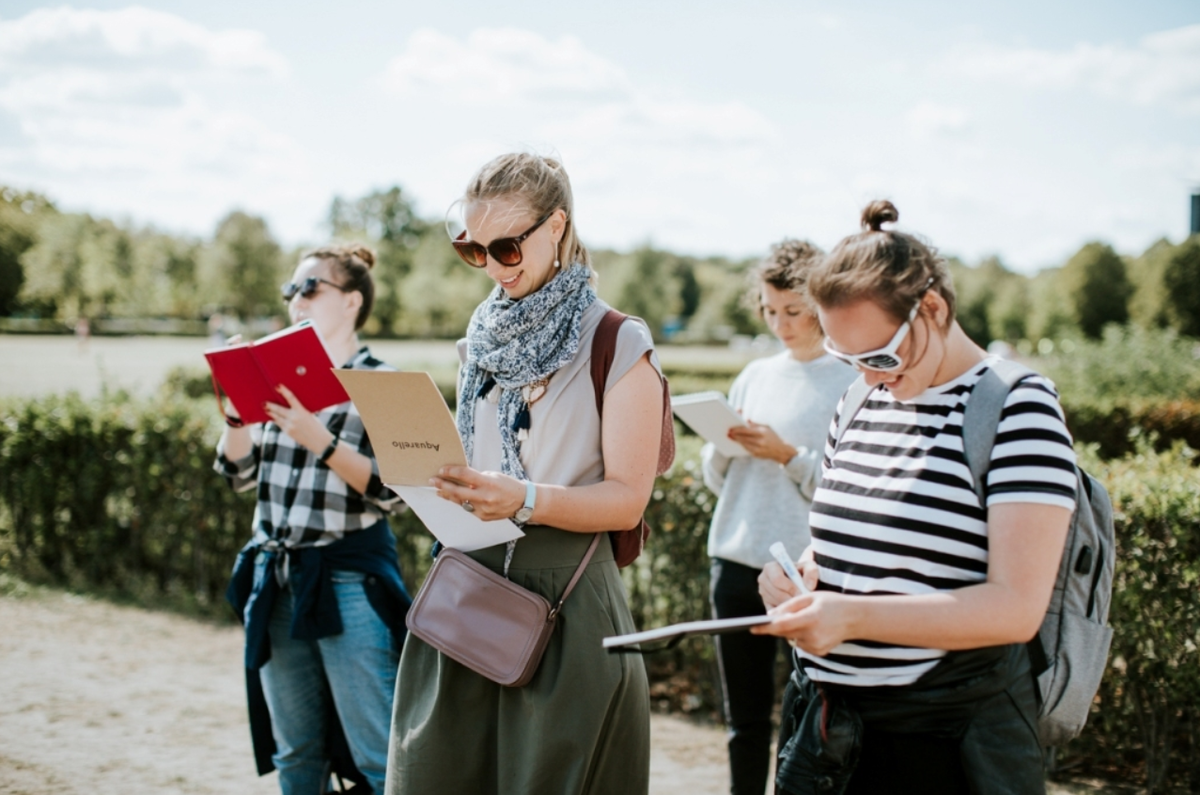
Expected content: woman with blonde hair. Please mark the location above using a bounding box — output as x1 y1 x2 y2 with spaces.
385 152 667 795
755 201 1077 793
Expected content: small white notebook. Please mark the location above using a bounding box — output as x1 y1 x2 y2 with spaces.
602 615 772 650
670 391 749 458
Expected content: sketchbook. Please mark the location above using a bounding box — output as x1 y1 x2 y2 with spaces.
334 370 524 552
602 615 773 650
670 391 749 458
203 320 349 425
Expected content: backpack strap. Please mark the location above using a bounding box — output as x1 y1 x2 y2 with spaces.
590 308 674 475
832 375 878 452
961 358 1039 507
590 309 627 417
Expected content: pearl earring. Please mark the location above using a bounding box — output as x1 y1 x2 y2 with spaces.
553 260 561 269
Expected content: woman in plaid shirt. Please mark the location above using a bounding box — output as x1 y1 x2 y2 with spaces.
216 244 409 795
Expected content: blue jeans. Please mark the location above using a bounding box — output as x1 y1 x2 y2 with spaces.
260 568 399 795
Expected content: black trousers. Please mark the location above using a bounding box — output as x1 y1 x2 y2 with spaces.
711 557 784 795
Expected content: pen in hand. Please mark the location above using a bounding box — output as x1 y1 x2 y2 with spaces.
769 542 811 596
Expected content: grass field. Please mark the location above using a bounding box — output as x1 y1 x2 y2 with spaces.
0 334 762 400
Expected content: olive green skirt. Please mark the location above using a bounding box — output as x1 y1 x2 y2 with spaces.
385 526 650 795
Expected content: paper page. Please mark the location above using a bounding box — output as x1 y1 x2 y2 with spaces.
391 485 524 552
670 391 749 458
602 615 772 649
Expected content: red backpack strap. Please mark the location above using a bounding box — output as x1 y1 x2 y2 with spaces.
589 309 676 567
590 309 628 417
590 310 675 476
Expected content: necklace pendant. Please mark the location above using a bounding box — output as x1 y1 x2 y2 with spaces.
521 378 550 405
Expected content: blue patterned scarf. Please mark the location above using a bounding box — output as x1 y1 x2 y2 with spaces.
457 264 597 481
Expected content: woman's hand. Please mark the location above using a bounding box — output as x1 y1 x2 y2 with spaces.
758 544 819 610
752 591 862 657
728 420 797 465
758 563 799 610
263 384 333 453
430 465 526 522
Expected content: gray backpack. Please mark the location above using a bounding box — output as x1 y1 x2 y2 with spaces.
833 358 1114 748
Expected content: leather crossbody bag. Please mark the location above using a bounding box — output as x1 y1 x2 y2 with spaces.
405 533 601 687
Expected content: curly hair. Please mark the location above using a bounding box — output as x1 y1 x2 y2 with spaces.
745 238 824 318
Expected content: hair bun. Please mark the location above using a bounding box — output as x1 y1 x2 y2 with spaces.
350 245 375 269
861 200 899 232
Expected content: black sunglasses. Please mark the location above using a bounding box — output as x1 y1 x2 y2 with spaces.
281 276 346 303
451 211 553 268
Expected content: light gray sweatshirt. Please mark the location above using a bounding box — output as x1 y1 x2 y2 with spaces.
701 351 857 569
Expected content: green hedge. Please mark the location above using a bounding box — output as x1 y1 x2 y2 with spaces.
1068 443 1200 792
3 395 1199 788
1061 398 1200 461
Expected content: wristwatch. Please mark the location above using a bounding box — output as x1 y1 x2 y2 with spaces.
513 480 537 526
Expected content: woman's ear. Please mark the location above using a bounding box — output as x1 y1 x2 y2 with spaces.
344 288 364 317
550 208 567 245
922 289 951 330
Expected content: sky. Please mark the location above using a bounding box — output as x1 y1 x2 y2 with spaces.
0 1 1197 272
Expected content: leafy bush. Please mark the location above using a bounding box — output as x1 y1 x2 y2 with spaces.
4 395 1200 789
1060 398 1200 461
0 392 431 612
1068 443 1200 792
1034 325 1200 405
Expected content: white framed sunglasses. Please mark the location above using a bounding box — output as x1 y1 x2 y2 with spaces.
823 280 934 372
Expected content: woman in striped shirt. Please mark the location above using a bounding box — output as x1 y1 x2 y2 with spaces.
755 201 1076 793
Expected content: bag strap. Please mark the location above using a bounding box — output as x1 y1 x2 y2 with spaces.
590 309 627 415
832 375 877 452
961 359 1038 506
590 308 675 476
550 532 602 619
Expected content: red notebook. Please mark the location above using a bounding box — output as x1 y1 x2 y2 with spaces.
204 321 350 424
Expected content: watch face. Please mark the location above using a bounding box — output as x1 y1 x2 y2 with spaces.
514 507 534 524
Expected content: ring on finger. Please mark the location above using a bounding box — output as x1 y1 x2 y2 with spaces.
462 500 475 513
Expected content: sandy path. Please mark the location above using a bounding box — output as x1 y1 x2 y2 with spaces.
0 584 729 795
0 583 1107 795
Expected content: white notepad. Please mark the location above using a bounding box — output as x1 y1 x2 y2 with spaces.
602 615 772 650
670 391 749 458
334 370 524 552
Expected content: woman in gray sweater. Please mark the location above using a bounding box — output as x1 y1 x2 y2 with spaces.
701 240 856 795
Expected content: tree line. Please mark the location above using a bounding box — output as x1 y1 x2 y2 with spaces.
2 184 1198 343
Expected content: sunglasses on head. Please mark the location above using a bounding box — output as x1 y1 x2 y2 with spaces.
280 276 345 303
451 211 553 268
822 279 936 372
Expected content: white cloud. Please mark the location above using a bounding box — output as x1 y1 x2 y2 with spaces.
958 23 1200 113
0 6 309 238
905 101 970 140
0 6 286 75
377 27 781 253
382 28 625 103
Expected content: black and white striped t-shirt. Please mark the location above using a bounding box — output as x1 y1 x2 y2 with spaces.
797 360 1077 687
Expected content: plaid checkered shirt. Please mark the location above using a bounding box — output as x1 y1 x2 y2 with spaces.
214 347 401 548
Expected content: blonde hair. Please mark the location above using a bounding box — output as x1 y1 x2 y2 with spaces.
301 243 376 330
463 153 589 269
808 200 957 328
